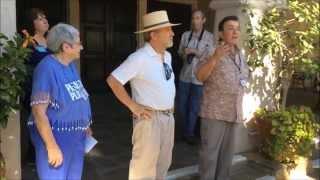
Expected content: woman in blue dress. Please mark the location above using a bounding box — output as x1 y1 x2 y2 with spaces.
28 23 93 180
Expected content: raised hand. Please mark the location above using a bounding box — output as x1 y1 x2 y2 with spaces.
185 48 197 55
211 44 231 61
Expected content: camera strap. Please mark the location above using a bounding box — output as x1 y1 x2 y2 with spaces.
186 28 205 49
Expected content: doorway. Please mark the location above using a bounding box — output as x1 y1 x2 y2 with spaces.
80 0 137 94
148 0 192 81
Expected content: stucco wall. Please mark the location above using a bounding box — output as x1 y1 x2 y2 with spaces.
209 0 286 153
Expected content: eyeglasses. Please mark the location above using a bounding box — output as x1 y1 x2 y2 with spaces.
63 41 83 50
163 62 173 81
225 27 240 32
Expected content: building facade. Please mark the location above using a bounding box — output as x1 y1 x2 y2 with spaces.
0 0 285 179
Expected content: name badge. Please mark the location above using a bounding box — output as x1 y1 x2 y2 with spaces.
240 79 247 87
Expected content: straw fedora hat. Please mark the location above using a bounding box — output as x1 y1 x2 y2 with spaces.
135 10 181 34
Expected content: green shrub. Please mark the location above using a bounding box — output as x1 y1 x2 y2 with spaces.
253 106 320 169
0 33 30 128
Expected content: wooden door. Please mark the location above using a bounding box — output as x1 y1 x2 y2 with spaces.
16 0 66 32
80 0 136 93
148 1 192 81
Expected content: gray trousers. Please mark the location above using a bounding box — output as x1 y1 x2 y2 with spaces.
199 118 239 180
129 111 175 180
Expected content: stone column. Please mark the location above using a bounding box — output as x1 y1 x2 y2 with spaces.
0 1 21 179
209 0 286 153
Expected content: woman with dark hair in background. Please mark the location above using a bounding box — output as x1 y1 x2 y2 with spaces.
20 8 51 166
22 8 51 107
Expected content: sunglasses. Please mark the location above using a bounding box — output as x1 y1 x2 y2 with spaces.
163 62 173 81
63 41 82 47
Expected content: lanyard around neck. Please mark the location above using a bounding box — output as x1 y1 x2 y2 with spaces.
186 29 205 49
229 53 242 73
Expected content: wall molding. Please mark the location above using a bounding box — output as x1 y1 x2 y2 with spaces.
209 0 287 10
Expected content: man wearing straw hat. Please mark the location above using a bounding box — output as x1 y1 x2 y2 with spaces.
107 10 180 180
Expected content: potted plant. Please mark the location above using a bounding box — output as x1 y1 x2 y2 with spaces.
252 106 320 179
0 32 30 180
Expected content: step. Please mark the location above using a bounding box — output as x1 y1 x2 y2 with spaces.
166 154 247 179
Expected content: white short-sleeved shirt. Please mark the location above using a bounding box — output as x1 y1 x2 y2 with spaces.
111 43 176 110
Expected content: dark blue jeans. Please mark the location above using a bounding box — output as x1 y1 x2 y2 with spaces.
177 81 203 137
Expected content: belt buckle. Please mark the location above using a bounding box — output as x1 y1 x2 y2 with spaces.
162 109 172 116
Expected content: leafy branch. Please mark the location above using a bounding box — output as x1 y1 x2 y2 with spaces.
245 0 320 109
0 33 31 128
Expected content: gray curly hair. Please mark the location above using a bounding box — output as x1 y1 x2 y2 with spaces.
47 23 79 53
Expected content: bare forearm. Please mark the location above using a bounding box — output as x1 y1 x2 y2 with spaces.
178 47 184 59
197 44 231 82
106 75 135 110
196 56 218 82
194 49 203 58
32 106 58 149
178 47 187 60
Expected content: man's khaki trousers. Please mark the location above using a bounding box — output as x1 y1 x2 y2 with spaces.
129 111 175 180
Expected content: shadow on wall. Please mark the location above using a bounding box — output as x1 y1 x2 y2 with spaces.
235 56 278 153
243 56 278 122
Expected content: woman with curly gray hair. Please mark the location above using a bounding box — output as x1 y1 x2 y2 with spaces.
28 23 92 180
